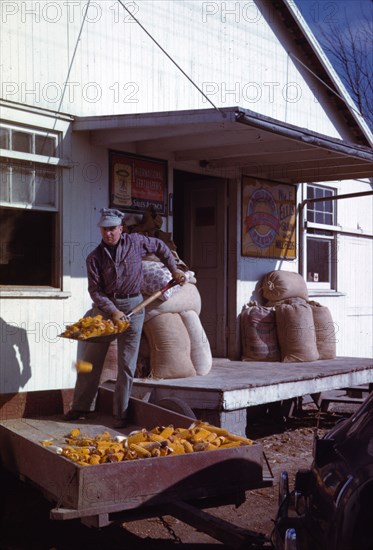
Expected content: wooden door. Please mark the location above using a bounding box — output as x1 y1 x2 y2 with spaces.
174 172 227 357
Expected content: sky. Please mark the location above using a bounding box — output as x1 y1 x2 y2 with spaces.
294 0 372 36
294 0 373 128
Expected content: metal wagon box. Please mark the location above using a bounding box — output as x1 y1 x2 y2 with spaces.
0 398 265 521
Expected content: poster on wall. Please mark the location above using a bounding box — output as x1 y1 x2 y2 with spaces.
109 151 167 214
241 177 296 259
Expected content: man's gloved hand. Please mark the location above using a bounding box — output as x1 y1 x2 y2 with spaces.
112 309 129 323
172 268 186 285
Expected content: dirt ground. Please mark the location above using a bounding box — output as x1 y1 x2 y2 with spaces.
0 401 357 550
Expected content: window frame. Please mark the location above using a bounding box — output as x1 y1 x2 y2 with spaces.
0 159 60 211
303 183 338 292
0 123 63 291
0 124 59 157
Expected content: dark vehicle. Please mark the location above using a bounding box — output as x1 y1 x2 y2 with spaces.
272 391 373 550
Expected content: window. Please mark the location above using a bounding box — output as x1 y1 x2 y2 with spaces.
0 126 57 157
0 124 60 288
1 160 58 208
305 184 336 289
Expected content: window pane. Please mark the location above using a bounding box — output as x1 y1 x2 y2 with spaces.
307 238 331 282
0 162 10 202
315 211 324 224
0 207 55 285
0 128 10 149
11 166 33 203
324 189 333 199
325 200 333 213
35 134 56 156
307 185 335 225
12 131 32 153
325 212 333 225
34 168 56 207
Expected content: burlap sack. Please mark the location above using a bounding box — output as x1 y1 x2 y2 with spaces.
265 297 307 307
143 313 196 379
275 303 319 362
179 310 212 375
144 283 201 321
141 261 196 300
308 301 337 359
136 333 151 378
101 340 118 382
241 303 281 361
261 271 309 303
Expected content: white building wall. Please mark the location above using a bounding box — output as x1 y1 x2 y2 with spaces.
332 182 373 357
0 1 372 394
0 111 121 393
0 105 79 393
1 0 348 139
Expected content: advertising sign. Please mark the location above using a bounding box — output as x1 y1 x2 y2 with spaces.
242 177 296 259
110 151 167 214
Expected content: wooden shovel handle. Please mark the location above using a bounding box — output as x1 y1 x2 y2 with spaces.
129 278 181 316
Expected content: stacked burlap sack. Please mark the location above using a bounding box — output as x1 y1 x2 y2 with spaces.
137 261 212 379
241 270 337 363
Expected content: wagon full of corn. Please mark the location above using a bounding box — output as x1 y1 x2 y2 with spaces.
0 392 272 546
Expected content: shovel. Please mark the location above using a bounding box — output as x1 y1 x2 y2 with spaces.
60 278 183 343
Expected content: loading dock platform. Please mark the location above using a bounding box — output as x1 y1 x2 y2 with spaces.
128 357 373 435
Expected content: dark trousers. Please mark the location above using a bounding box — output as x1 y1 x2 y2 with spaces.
72 295 145 418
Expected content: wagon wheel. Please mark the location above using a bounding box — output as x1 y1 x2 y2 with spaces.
155 397 196 419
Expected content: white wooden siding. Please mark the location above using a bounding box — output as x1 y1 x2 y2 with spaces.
1 0 350 139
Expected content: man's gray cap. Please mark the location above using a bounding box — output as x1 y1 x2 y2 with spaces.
97 208 125 227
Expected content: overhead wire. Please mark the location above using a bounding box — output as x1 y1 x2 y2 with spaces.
56 0 92 115
39 2 370 145
117 0 226 118
48 2 368 128
38 0 92 155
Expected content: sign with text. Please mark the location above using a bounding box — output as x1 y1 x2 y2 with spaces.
242 178 296 259
110 151 167 214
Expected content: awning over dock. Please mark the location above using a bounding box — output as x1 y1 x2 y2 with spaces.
73 107 373 184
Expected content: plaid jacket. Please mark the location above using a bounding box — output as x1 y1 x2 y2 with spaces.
86 233 177 315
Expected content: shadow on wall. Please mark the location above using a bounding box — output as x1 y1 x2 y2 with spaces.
0 317 32 394
243 260 279 305
251 280 264 304
244 254 295 305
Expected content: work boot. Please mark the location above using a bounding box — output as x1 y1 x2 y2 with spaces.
63 409 89 421
113 416 128 429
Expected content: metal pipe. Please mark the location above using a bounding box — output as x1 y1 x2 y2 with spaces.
300 190 373 211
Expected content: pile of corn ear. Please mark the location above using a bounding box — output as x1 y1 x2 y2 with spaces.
62 314 129 340
40 421 254 466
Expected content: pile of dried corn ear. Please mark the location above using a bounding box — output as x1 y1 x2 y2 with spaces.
40 422 254 466
62 314 129 340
